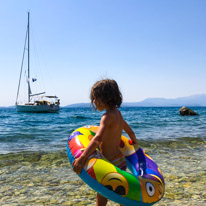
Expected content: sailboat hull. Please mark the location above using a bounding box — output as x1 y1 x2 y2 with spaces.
16 104 60 113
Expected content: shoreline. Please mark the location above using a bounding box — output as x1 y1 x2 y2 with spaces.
1 135 205 155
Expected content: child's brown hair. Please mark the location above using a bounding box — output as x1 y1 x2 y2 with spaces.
90 79 122 109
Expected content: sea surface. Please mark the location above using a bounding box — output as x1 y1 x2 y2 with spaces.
0 107 206 205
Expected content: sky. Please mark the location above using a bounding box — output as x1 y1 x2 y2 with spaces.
1 0 206 106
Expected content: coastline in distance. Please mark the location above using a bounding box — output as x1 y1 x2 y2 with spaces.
65 94 206 108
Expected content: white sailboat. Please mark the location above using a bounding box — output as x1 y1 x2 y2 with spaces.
16 12 60 113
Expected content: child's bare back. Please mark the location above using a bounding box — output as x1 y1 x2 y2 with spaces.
98 108 124 161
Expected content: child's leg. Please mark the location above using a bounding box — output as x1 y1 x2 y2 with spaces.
96 193 125 206
96 193 108 206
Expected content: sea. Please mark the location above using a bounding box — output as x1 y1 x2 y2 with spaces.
0 107 206 205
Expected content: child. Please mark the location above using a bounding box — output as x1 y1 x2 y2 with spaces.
73 79 137 206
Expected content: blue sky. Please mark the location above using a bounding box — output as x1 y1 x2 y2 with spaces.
1 0 206 106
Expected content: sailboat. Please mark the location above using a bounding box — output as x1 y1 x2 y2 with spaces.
16 12 60 113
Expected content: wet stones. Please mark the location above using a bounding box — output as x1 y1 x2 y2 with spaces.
179 106 199 116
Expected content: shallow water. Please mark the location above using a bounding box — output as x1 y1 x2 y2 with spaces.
0 107 206 205
0 138 205 205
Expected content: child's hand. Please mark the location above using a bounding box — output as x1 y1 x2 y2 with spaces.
72 158 85 175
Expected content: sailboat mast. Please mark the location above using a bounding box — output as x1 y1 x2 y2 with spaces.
28 12 30 102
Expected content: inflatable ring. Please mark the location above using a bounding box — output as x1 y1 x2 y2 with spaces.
67 126 165 206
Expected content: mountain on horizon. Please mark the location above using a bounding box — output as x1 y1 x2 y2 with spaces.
65 94 206 107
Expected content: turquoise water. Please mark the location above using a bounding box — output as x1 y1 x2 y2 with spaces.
0 107 206 205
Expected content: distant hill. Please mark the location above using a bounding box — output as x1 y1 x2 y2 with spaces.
0 106 15 109
65 94 206 107
65 103 91 108
136 94 206 107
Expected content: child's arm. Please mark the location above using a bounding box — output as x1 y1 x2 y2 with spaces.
123 120 138 144
73 114 109 174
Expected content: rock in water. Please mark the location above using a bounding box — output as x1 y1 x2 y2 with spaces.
179 106 199 116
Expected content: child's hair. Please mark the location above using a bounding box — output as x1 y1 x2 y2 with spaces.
90 79 122 109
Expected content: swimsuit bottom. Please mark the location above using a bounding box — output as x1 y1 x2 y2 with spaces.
110 153 127 171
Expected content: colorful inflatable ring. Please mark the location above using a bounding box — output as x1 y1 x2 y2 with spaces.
67 126 165 206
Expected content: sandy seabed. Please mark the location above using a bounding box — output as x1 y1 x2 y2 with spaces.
0 139 206 206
